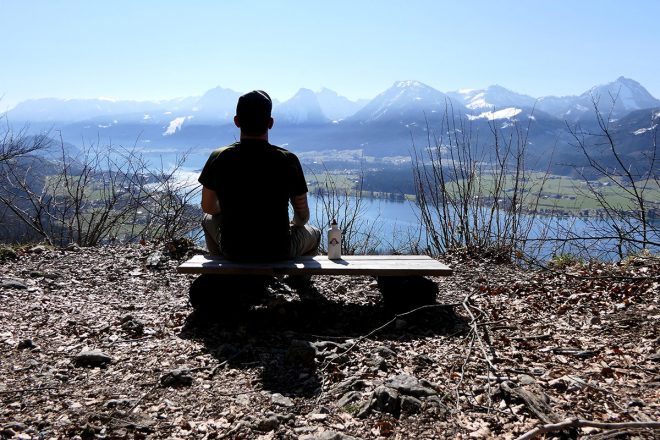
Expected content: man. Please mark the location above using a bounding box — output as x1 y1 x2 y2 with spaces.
199 90 320 261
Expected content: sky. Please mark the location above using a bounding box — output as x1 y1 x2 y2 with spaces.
1 0 659 110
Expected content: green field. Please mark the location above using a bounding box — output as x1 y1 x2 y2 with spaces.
306 169 660 214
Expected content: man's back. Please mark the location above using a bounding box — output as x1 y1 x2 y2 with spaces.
199 139 307 261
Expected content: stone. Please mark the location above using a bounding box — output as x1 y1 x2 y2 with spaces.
519 374 536 385
385 374 437 397
254 415 280 432
375 346 396 359
3 422 26 432
74 350 112 367
1 278 28 289
120 315 145 336
29 245 48 254
370 355 388 371
65 243 81 252
17 339 36 350
0 429 16 438
146 252 167 269
160 369 193 387
271 393 294 407
105 399 133 408
285 339 317 367
371 385 400 415
400 395 423 415
337 391 362 408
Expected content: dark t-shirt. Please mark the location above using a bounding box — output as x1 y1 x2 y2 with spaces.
198 139 308 261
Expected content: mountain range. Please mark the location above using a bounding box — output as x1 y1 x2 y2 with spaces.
5 77 659 176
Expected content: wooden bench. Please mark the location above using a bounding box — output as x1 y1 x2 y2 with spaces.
177 254 452 277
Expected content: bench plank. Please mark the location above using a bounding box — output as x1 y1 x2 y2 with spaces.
177 255 452 276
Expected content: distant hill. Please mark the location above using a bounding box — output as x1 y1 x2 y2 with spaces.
5 78 659 176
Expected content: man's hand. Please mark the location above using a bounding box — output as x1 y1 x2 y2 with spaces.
291 193 310 226
201 187 221 215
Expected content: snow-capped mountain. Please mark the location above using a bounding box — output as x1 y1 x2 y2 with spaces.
447 85 537 111
537 77 660 121
6 97 197 122
348 80 462 123
315 88 368 121
190 86 241 122
273 88 329 124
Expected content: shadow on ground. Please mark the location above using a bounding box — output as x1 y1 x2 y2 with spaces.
179 274 466 398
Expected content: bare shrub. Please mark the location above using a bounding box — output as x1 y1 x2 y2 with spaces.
563 95 659 258
0 135 201 246
309 166 383 255
412 104 547 261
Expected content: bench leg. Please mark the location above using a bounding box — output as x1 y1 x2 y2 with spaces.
376 276 439 312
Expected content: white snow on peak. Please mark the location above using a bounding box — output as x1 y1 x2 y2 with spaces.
143 114 151 120
457 88 476 94
654 111 660 120
466 92 489 109
396 80 423 88
163 116 193 136
467 108 522 121
98 97 118 102
633 124 657 135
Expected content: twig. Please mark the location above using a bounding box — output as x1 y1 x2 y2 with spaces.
128 383 159 414
515 418 660 440
0 386 58 395
462 293 497 373
320 303 453 371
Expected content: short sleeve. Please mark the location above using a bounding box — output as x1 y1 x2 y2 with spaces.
198 149 222 190
289 153 308 197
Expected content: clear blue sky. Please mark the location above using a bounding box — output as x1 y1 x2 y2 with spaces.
1 0 658 110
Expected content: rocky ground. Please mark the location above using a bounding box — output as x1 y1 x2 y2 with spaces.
0 242 658 439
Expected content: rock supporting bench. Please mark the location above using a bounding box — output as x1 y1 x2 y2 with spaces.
177 254 452 277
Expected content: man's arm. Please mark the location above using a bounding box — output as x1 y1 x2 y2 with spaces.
201 186 221 215
291 193 310 226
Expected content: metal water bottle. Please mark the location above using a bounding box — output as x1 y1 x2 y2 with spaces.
327 218 341 260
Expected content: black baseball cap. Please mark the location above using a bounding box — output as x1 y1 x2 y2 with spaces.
236 90 272 122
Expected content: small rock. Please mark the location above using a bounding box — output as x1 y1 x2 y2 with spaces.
400 395 423 415
0 429 16 438
300 431 361 440
105 399 133 408
333 377 369 395
65 243 81 252
370 355 388 371
29 245 48 254
337 391 362 408
385 374 437 397
309 413 328 421
375 346 396 359
285 339 317 367
160 369 193 387
1 278 28 290
627 399 645 408
519 374 536 385
271 393 294 407
371 385 400 415
74 350 112 367
146 251 167 269
17 339 36 350
254 415 280 432
120 315 145 336
3 422 26 432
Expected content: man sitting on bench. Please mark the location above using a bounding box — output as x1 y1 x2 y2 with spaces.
199 90 321 262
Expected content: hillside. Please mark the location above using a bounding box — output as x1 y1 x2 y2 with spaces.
1 243 658 438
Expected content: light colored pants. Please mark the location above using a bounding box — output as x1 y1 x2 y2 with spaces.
202 214 321 258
